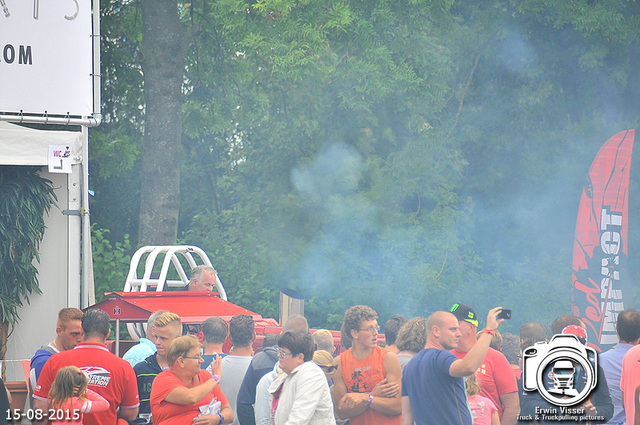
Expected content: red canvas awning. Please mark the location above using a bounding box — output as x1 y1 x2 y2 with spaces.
84 291 279 326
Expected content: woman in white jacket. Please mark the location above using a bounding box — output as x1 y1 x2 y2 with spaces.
268 331 336 425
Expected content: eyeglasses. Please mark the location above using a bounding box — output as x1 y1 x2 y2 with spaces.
277 347 294 358
359 325 380 334
183 355 203 361
320 365 338 373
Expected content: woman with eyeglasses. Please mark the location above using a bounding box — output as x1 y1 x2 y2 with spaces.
150 336 233 425
268 331 336 425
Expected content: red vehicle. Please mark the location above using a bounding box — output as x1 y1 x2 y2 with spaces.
84 246 347 356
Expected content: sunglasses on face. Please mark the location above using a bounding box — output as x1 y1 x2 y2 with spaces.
277 347 294 358
320 365 338 373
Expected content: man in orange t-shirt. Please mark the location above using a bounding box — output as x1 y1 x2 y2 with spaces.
333 305 402 425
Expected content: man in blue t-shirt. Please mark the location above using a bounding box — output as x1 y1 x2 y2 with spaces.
402 307 503 425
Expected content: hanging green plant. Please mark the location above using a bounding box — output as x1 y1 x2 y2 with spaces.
0 166 57 361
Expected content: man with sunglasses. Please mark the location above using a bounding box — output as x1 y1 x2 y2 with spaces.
333 305 402 425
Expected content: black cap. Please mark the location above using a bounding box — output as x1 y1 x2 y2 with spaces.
450 303 479 327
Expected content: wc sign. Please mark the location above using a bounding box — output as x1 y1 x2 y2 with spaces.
48 145 72 173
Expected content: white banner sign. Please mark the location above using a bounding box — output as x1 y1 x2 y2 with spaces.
0 0 93 116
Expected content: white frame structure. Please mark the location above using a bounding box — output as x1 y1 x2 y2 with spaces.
123 245 227 339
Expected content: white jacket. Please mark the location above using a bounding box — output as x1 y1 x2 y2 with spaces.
268 361 336 425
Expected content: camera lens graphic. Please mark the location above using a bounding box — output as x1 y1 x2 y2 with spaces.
534 349 595 406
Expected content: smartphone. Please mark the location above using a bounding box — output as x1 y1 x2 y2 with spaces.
497 309 511 320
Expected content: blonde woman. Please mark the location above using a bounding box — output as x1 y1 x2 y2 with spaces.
466 372 499 425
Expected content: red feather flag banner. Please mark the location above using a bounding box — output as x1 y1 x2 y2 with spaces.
572 130 634 352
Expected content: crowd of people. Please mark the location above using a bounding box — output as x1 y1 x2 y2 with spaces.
6 265 640 425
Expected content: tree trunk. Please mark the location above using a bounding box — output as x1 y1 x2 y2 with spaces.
137 0 189 245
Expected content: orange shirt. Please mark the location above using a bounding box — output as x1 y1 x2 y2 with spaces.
339 346 401 425
150 369 228 425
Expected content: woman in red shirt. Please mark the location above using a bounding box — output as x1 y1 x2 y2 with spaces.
150 336 233 425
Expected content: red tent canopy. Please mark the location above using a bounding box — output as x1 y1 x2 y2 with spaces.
84 291 348 355
84 291 279 326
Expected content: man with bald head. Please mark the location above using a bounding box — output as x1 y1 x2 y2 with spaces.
401 307 504 425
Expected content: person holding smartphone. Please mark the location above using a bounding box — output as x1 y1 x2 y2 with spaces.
448 303 520 425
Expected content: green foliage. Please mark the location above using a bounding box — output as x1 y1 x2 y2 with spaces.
0 167 56 325
91 225 133 301
89 0 145 244
94 0 640 332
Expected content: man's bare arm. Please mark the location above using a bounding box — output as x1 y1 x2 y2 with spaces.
118 406 139 422
334 356 368 419
367 352 402 416
337 352 402 417
402 396 415 425
450 307 503 378
634 385 640 425
33 398 49 425
499 391 520 425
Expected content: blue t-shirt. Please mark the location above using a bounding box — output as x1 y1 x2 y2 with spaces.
599 343 632 425
402 348 472 425
201 352 227 370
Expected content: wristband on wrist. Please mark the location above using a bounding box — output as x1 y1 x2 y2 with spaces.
217 412 224 425
367 394 373 407
483 328 494 336
212 375 220 382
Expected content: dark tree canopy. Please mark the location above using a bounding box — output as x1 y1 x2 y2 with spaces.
90 0 640 331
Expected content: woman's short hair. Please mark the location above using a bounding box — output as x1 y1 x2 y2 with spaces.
278 331 314 362
167 336 202 365
395 317 428 353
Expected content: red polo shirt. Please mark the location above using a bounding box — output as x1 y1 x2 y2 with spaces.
34 342 139 425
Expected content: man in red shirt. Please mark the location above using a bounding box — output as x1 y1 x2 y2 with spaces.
33 309 139 425
449 303 519 425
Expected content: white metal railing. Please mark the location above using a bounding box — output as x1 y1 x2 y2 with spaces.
123 245 227 339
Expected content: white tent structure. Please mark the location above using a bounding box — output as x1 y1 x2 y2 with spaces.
0 121 88 381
